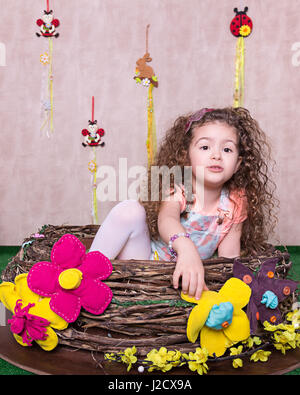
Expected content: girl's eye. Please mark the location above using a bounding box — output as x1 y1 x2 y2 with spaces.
224 147 233 153
200 145 209 150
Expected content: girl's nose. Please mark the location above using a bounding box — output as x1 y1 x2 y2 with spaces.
211 150 221 160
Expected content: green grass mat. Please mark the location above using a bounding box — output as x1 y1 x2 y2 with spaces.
0 245 298 375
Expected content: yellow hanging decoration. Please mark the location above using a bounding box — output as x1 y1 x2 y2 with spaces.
36 1 60 137
48 37 54 133
230 7 253 108
92 147 99 225
82 96 106 225
233 36 245 108
146 84 157 167
40 38 54 136
134 24 158 167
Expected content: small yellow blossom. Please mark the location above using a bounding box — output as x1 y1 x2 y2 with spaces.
167 350 183 367
104 352 117 361
188 360 209 375
229 345 243 368
250 350 271 362
232 358 243 368
230 345 243 355
273 330 297 352
295 333 300 348
243 336 262 348
185 347 209 375
286 309 300 329
263 321 294 333
88 160 97 173
146 347 175 372
40 52 49 65
273 343 289 355
120 346 137 371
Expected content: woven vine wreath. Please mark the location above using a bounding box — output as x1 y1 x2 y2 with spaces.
0 225 299 374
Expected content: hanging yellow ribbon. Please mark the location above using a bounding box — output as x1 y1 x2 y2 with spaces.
146 83 157 167
40 37 54 135
48 37 54 133
233 36 245 108
92 147 99 225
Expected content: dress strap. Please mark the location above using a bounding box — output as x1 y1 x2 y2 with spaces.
216 188 233 224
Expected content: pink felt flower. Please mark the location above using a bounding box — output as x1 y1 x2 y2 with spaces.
8 300 50 346
27 234 113 323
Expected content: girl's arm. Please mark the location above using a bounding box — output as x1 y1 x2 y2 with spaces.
217 222 243 258
158 200 207 299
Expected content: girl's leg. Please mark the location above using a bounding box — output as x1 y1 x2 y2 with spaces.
89 200 151 260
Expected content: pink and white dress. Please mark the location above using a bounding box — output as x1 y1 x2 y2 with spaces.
150 187 248 261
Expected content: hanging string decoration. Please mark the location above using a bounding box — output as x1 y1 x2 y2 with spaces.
134 24 158 167
230 7 253 108
36 0 60 137
81 96 106 225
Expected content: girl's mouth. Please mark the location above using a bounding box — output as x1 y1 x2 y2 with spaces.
207 166 224 172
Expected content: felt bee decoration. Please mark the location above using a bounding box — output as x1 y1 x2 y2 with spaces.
37 1 60 137
81 120 105 147
81 97 107 225
36 9 60 38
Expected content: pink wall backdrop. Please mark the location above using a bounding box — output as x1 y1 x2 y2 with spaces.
0 0 300 245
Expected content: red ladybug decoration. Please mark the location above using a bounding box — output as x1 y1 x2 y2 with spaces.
81 120 105 147
230 7 253 37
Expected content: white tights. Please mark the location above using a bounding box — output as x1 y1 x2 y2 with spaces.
89 200 152 260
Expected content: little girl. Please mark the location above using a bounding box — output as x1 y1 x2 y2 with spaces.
90 107 278 300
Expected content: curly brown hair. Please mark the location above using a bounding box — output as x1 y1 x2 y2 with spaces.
139 107 279 256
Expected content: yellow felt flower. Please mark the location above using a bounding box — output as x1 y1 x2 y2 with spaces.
181 278 251 357
0 274 68 351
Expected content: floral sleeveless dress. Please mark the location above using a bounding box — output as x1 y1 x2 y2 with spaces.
150 187 247 261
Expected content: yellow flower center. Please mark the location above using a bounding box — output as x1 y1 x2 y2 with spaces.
58 268 83 290
239 25 251 37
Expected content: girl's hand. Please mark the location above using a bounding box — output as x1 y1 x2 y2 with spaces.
172 244 208 300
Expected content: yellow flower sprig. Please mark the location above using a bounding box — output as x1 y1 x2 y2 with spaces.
229 345 243 368
145 347 184 372
105 346 137 372
263 316 300 355
103 310 300 374
182 347 209 375
250 350 271 362
105 346 209 375
243 336 262 348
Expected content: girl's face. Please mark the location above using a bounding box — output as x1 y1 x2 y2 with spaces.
188 121 242 188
